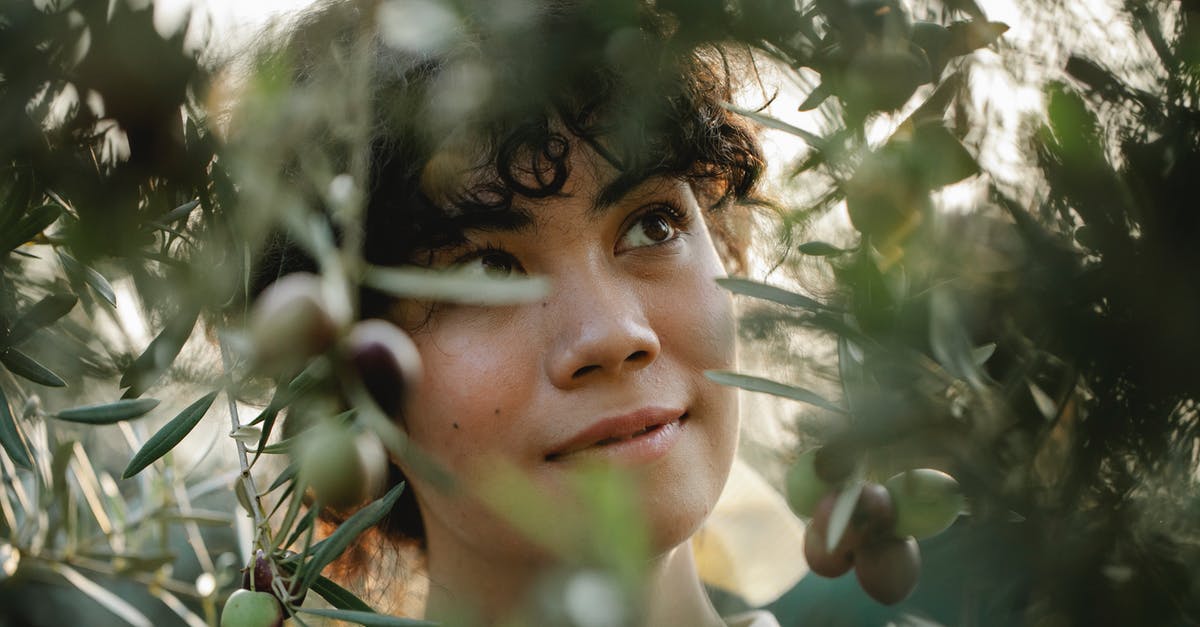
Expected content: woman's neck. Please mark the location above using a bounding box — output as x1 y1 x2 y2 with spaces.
422 541 727 627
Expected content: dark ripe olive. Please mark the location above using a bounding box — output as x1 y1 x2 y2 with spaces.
220 589 284 627
240 550 306 612
344 319 422 417
854 536 920 605
803 518 855 578
852 483 898 539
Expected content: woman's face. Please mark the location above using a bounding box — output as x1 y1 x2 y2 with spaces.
395 146 739 568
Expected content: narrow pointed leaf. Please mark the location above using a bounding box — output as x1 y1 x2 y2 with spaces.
797 81 831 111
309 574 376 612
797 241 846 256
52 564 153 627
61 253 117 308
295 608 434 626
720 101 825 148
364 265 549 305
5 294 77 346
705 371 846 414
297 483 406 591
120 305 200 397
826 481 864 553
0 205 61 254
1 349 66 387
154 199 200 226
0 387 32 469
122 391 219 479
716 277 829 312
54 398 160 424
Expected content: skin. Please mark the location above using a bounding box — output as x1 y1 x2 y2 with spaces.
392 144 741 625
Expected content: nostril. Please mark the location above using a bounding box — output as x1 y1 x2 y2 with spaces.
572 364 600 379
626 350 648 363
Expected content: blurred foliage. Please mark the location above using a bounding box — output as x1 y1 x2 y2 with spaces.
0 0 1198 626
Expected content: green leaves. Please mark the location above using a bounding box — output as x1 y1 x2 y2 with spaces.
364 265 549 305
1 348 65 387
0 204 60 254
120 305 200 398
308 575 375 612
3 293 77 347
705 371 846 414
122 391 218 478
54 399 161 425
60 253 117 308
0 386 32 469
294 483 406 592
716 277 830 312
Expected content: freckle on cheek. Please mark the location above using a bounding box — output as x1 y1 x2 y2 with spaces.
494 408 501 416
453 422 459 429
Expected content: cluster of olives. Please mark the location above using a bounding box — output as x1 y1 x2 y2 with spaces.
220 550 304 627
246 272 421 508
786 449 965 605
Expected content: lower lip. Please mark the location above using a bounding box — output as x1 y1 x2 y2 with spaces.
555 416 685 465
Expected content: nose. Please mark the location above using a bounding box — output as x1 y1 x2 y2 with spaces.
544 270 661 388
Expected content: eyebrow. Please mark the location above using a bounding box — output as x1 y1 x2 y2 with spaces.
446 176 682 237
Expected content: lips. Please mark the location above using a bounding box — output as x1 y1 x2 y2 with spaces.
546 407 687 462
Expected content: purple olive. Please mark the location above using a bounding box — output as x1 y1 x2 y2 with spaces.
854 536 921 605
344 319 422 417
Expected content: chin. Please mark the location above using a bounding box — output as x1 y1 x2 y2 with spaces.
642 421 738 557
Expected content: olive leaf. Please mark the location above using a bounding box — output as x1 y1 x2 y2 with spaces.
4 293 77 347
122 391 219 479
119 305 200 398
705 370 846 414
716 277 831 312
0 205 61 254
718 101 826 149
51 564 153 627
60 252 117 308
364 265 549 305
825 480 865 554
0 386 32 469
54 398 160 424
308 574 376 613
797 241 847 257
1 348 66 387
295 608 435 626
295 482 406 592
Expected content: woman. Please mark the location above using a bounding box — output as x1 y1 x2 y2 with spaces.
255 1 777 624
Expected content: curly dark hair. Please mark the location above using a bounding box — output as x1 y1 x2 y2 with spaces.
254 0 766 585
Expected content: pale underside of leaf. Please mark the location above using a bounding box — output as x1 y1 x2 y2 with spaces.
54 398 161 424
705 370 846 414
364 265 550 305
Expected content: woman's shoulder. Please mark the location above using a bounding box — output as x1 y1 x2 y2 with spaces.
723 609 782 627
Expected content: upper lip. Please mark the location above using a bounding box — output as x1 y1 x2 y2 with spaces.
546 407 686 461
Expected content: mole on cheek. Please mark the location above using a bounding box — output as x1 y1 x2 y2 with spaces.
494 408 501 416
453 422 460 429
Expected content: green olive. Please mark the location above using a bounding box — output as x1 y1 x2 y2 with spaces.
249 273 340 375
220 589 283 627
297 423 386 510
785 449 828 518
885 468 964 539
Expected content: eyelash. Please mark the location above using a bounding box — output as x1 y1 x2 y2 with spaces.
450 201 693 274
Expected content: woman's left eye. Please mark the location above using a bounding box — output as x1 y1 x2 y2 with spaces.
618 206 684 251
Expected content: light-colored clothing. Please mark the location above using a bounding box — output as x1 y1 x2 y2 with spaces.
724 610 783 627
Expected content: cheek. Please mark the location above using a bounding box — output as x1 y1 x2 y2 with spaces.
403 318 537 469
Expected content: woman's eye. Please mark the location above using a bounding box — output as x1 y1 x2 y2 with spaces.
619 209 680 250
460 250 522 277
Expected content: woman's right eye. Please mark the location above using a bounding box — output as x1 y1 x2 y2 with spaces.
457 249 523 277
